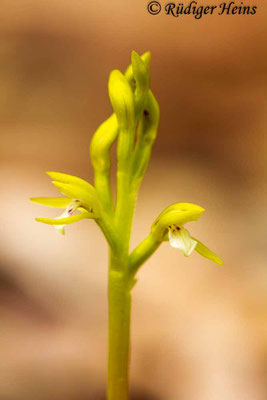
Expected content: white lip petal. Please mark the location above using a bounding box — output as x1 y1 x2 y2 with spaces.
168 226 197 256
54 200 81 235
54 224 66 235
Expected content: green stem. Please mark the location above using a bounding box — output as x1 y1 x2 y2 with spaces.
115 175 136 243
129 233 161 279
107 253 132 400
107 173 137 400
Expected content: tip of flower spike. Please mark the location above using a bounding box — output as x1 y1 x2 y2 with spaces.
131 50 139 58
131 50 146 67
131 50 151 65
141 51 151 69
131 51 150 93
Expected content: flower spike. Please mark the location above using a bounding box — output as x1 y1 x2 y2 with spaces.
31 52 224 399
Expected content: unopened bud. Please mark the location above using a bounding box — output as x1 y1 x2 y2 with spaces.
108 69 135 130
90 114 118 173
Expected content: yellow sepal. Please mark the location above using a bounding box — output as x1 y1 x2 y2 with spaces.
30 197 71 208
35 212 92 225
46 172 95 192
193 238 223 265
151 203 205 240
51 181 99 214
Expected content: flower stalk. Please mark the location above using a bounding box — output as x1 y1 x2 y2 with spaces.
108 261 131 400
31 50 222 400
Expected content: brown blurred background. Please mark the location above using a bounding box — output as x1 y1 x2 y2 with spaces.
0 1 267 399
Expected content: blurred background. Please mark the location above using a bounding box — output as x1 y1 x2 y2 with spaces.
0 0 267 399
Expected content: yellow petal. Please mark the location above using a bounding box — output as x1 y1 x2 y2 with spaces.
193 238 223 265
35 212 92 225
51 181 98 211
46 171 95 193
30 197 71 208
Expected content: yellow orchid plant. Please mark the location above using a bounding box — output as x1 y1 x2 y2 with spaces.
31 51 222 400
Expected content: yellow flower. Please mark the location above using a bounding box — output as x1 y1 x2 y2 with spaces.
151 203 223 265
31 171 100 235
